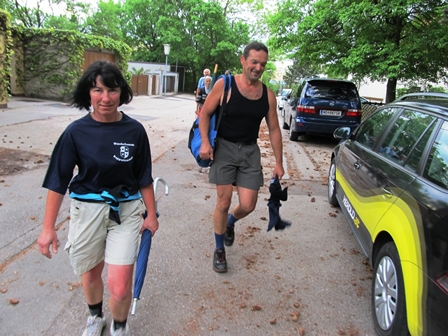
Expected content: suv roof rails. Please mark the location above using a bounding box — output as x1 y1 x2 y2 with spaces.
395 92 448 101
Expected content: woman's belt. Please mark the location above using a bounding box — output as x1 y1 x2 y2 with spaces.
69 189 141 224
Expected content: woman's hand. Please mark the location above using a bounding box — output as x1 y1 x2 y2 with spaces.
37 228 60 259
140 213 159 237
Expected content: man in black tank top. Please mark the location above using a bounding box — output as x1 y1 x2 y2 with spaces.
199 41 285 273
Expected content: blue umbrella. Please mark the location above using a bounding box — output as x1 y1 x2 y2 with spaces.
131 177 169 315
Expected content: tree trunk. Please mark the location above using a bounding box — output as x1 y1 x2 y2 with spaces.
385 77 397 103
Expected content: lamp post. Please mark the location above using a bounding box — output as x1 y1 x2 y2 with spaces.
163 44 170 96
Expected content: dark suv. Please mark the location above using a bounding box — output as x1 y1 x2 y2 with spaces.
328 92 448 336
283 78 362 140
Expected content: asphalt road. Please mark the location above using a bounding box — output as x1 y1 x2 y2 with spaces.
0 95 376 336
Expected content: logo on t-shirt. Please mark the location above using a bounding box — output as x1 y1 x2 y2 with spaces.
113 142 134 162
120 146 129 159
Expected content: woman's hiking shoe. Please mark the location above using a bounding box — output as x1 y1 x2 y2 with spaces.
82 315 106 336
213 248 227 273
224 226 235 246
110 320 131 336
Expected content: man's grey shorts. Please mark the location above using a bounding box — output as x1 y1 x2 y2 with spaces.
209 137 263 190
64 199 144 275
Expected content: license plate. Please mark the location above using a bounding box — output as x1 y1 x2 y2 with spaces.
320 110 342 116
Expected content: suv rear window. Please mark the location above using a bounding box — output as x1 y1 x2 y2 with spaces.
305 80 359 101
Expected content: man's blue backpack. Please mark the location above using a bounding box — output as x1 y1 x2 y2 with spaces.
188 74 231 167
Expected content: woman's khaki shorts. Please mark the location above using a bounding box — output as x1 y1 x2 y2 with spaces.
64 199 144 275
209 137 263 190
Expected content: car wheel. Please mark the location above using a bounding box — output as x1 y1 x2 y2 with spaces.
328 159 338 206
289 129 299 141
372 242 409 336
282 114 289 130
289 118 299 140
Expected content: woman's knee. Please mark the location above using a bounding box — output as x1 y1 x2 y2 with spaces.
108 265 133 301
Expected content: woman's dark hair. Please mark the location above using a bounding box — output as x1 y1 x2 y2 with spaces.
71 60 133 110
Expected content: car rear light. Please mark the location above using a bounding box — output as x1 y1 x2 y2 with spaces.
297 105 316 114
435 272 448 295
346 109 362 117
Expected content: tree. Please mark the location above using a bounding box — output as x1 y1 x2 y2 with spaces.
119 0 250 90
267 0 448 102
283 60 319 87
84 0 123 39
2 0 48 27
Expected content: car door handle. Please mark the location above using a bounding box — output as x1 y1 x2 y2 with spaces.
354 162 360 170
382 187 393 198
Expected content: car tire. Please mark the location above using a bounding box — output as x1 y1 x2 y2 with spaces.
289 129 299 141
372 242 409 336
289 118 299 141
282 115 289 130
328 159 338 206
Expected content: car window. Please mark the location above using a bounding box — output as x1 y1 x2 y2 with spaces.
305 81 359 101
379 109 436 166
423 121 448 190
355 107 397 149
404 121 436 172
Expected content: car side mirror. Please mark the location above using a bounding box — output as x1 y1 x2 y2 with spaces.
334 127 351 139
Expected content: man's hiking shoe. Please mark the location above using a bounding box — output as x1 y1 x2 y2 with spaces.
224 226 235 246
82 315 106 336
213 248 228 273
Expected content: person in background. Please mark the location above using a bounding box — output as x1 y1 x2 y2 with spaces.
197 68 211 91
195 75 212 117
198 42 284 273
37 60 159 336
195 68 211 113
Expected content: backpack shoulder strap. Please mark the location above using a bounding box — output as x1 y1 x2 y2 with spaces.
214 74 231 130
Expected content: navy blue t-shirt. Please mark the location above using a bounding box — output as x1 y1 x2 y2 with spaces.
43 112 153 196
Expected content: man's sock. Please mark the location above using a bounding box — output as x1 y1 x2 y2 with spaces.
88 302 103 318
114 319 127 330
227 213 238 227
215 232 225 250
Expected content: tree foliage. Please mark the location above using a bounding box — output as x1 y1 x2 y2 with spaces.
267 0 448 102
1 0 253 91
119 0 250 89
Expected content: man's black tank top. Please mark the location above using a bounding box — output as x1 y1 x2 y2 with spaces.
218 76 269 143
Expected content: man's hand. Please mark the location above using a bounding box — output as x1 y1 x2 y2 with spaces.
273 163 285 180
199 142 213 161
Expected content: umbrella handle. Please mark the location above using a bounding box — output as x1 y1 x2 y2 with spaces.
153 177 169 214
153 177 169 198
131 298 138 315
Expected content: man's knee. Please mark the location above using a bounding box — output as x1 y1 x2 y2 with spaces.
216 197 231 214
239 202 256 215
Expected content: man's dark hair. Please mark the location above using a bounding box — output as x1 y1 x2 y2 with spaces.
243 41 269 59
71 60 133 110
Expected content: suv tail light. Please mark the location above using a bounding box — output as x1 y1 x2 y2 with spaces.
297 105 316 114
346 109 362 117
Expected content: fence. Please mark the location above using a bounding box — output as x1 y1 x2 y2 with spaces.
361 102 384 121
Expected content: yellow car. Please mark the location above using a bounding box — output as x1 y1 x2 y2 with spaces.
328 93 448 336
